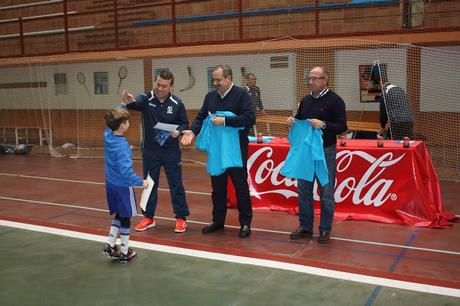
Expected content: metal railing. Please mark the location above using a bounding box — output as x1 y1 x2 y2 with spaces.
0 0 459 58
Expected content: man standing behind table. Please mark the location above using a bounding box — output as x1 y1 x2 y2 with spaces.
245 72 269 136
121 70 190 234
244 73 265 115
373 66 414 140
181 64 255 238
287 66 347 244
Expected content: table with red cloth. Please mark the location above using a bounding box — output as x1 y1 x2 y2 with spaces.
228 138 456 228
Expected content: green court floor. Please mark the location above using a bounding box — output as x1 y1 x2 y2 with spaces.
0 225 458 306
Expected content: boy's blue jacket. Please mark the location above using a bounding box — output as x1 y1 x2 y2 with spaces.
195 111 243 176
104 128 143 187
280 119 329 186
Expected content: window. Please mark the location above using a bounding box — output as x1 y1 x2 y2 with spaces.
94 71 108 95
54 73 68 95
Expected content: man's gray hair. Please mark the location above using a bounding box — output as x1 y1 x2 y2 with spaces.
213 64 233 80
312 66 329 80
245 72 255 80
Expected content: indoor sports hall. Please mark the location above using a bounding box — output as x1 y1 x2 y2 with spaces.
0 1 459 305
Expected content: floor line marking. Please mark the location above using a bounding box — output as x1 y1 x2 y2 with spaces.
0 195 459 256
0 172 211 196
0 219 459 298
1 172 459 215
329 236 460 255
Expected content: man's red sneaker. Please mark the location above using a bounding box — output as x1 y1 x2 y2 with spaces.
174 218 187 233
134 217 155 232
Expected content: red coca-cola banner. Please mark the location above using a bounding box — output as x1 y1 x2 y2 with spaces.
228 139 457 228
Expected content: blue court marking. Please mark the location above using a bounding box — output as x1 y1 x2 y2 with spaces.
364 227 421 306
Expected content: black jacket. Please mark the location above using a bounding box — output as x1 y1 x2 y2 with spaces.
126 90 189 153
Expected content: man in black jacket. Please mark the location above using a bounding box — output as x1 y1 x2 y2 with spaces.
121 70 190 234
244 73 265 114
245 72 269 136
375 68 414 140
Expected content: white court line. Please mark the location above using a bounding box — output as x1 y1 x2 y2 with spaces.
2 172 459 217
0 219 459 298
0 195 459 256
0 172 211 196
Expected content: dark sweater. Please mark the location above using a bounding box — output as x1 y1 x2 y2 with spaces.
191 85 255 147
295 90 347 147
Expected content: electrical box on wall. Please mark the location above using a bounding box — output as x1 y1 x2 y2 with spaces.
402 0 425 28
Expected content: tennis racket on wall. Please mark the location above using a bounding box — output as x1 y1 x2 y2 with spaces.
179 66 195 92
117 66 128 94
77 72 91 96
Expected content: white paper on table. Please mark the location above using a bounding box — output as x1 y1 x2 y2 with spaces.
394 140 416 144
139 174 154 211
154 122 179 132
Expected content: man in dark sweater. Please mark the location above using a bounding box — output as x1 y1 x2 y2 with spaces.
287 66 347 244
181 64 255 238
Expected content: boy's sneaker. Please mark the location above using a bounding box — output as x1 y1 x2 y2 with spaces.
174 218 187 233
119 248 137 264
102 244 120 258
135 217 156 232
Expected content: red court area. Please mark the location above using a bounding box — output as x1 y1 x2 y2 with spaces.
0 154 459 290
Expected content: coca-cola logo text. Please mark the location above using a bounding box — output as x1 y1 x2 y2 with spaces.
247 147 405 207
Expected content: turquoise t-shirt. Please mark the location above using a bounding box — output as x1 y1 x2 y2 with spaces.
280 119 329 186
196 111 243 176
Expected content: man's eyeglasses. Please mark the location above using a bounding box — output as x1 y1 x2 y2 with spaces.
307 76 325 81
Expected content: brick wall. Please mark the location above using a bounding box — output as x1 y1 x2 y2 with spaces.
1 1 458 57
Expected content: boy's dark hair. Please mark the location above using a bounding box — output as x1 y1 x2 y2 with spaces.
105 108 130 131
157 69 174 85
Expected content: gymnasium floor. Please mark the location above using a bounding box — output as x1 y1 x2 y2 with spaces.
0 154 459 305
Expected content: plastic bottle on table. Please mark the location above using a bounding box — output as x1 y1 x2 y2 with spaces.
257 132 263 143
377 135 384 147
403 136 410 148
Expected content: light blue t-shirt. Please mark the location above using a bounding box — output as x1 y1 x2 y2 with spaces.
280 119 329 186
196 111 243 176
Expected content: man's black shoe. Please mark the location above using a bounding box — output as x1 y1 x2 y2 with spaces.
239 225 251 238
289 226 313 240
202 222 224 234
318 231 330 244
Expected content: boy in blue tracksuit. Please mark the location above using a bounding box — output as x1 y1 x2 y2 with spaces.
103 108 148 264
